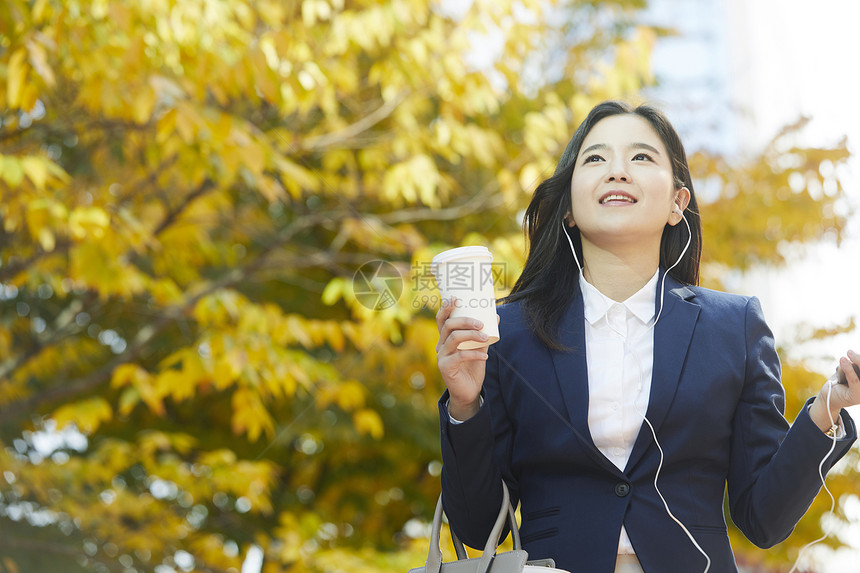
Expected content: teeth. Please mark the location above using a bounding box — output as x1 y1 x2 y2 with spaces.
601 194 635 204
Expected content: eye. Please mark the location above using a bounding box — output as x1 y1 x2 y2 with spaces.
582 154 603 164
632 152 653 161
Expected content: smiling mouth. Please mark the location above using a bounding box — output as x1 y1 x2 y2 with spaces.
600 193 637 205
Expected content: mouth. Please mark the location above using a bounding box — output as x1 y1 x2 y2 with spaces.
599 192 637 205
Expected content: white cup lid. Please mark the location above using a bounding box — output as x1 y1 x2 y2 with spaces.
430 245 493 265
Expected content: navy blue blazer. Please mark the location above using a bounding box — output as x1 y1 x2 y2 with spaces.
439 274 856 573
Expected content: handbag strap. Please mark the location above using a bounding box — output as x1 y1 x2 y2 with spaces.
425 495 446 572
450 528 469 561
426 482 522 573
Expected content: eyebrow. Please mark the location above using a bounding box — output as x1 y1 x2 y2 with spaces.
580 142 663 156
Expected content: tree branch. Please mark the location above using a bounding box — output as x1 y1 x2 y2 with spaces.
375 192 507 225
0 297 86 381
296 92 408 151
0 534 80 556
0 238 71 283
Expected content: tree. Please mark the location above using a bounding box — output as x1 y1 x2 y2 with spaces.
0 0 853 572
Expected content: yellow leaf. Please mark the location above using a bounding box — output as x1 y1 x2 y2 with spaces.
175 105 198 142
0 155 24 187
212 348 243 390
353 408 384 439
239 141 266 177
26 38 55 87
111 364 164 415
52 397 113 435
323 321 345 351
118 387 141 416
2 557 20 573
6 48 28 109
231 387 274 442
382 155 441 206
69 206 110 240
37 227 55 252
336 380 366 410
250 46 279 103
302 0 318 27
157 368 196 403
156 107 177 143
151 278 183 304
321 278 343 305
111 363 145 388
20 156 48 189
274 156 320 197
257 175 286 203
44 158 70 182
132 85 156 124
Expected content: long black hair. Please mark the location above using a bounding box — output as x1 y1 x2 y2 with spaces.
503 101 702 350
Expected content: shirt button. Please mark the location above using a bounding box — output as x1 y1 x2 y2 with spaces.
615 482 631 497
612 402 620 411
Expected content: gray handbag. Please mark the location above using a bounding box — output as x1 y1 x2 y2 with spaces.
409 483 569 573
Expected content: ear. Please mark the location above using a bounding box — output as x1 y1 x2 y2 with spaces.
668 187 691 226
564 212 576 228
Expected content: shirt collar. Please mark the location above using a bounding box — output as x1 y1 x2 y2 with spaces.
579 269 659 325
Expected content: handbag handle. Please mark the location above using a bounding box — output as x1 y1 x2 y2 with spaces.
450 491 522 556
425 482 522 573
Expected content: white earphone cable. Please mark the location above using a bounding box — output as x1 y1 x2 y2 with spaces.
563 212 710 570
787 376 840 573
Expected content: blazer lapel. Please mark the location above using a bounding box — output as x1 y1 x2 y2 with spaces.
626 276 700 472
550 292 625 477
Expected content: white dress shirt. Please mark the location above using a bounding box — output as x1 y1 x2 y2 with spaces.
579 270 659 555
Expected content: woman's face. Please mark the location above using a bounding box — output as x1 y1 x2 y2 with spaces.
569 114 686 253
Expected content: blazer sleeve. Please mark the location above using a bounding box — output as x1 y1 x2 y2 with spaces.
726 296 856 548
438 340 516 549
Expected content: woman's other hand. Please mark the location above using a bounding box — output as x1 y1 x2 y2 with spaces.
810 349 860 432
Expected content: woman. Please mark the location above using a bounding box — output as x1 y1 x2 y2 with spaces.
435 101 859 572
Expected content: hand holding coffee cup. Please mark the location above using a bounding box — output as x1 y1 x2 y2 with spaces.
433 246 500 421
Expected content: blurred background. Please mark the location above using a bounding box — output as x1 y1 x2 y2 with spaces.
0 1 857 572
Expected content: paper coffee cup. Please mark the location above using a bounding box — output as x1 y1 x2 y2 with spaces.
431 246 500 349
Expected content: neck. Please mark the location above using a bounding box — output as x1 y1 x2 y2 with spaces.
580 240 659 302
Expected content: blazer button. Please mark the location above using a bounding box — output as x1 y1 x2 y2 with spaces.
615 482 631 497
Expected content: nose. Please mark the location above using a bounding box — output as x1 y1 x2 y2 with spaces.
606 157 630 182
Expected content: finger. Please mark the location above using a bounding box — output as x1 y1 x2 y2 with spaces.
435 296 458 331
439 328 489 353
840 352 860 385
439 349 489 366
438 328 490 354
438 317 484 351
